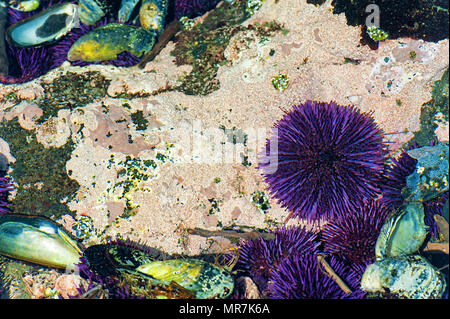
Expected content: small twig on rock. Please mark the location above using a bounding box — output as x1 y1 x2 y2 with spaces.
138 20 181 69
438 264 449 272
423 215 449 254
78 285 104 299
317 255 352 295
423 242 449 254
434 214 449 242
187 227 275 241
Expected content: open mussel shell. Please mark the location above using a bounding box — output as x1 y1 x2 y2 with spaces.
83 243 170 278
6 3 78 47
136 258 235 299
0 214 83 269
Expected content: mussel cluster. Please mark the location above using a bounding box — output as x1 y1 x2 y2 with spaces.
0 214 235 299
360 142 449 299
4 0 168 62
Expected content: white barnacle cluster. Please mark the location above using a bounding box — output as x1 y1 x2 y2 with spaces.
180 16 195 30
246 0 265 15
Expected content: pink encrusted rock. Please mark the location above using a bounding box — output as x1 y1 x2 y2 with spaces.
107 79 127 97
58 214 76 236
15 85 44 100
0 137 16 163
106 200 126 224
435 113 449 142
54 274 89 299
1 101 43 130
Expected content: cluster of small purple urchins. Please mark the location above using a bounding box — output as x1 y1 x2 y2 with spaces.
229 226 367 299
379 143 449 240
259 100 387 221
231 226 320 295
0 1 140 85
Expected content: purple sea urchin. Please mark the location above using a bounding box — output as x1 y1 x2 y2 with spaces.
231 226 319 294
321 200 391 264
174 0 221 19
259 100 386 221
0 177 11 214
75 256 138 299
380 145 449 240
267 253 365 299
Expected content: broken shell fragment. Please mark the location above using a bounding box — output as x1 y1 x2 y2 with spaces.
118 0 140 23
77 0 121 26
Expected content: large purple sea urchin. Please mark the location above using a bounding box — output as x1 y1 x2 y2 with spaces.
259 100 386 221
231 226 319 294
321 200 391 264
267 253 366 299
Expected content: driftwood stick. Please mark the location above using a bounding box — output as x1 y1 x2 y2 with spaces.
317 255 352 295
187 227 275 241
434 214 449 242
78 285 103 299
423 215 450 254
423 242 449 254
138 20 181 69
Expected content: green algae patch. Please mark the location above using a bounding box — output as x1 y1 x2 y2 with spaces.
36 71 110 123
0 256 32 299
0 118 79 219
130 110 149 131
172 0 285 95
251 191 271 213
103 151 172 221
408 68 449 148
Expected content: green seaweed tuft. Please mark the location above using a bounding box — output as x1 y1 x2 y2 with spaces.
408 68 449 148
36 71 110 123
